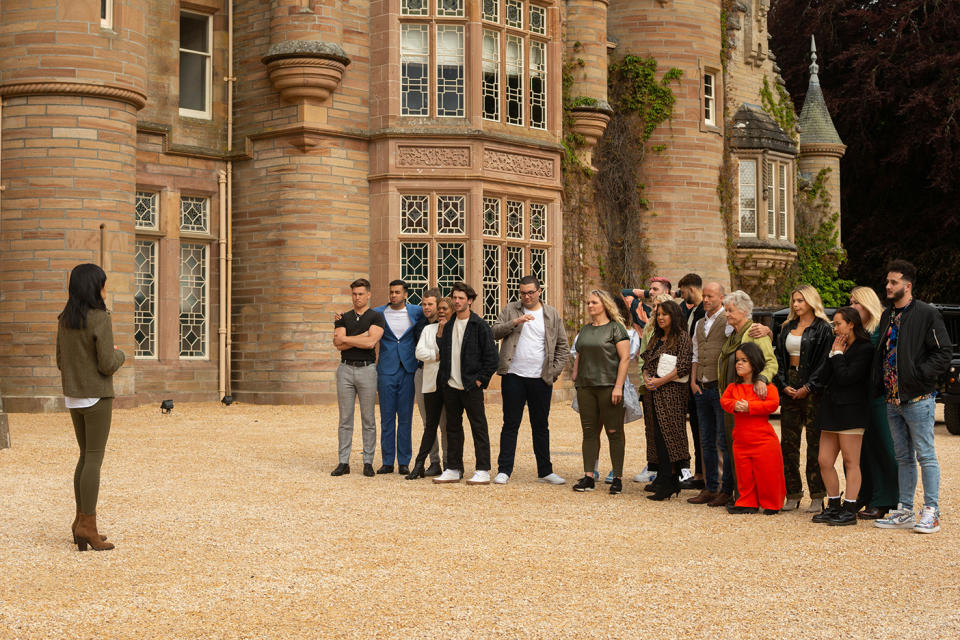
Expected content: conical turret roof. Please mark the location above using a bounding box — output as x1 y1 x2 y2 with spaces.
798 36 843 145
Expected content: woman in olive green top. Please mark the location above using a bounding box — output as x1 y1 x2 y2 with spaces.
56 264 126 551
571 290 631 494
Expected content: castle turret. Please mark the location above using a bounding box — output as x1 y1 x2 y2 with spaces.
797 36 846 228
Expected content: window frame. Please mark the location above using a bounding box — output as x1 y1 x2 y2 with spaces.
178 10 213 120
178 241 210 359
100 0 113 30
134 238 158 359
738 158 758 238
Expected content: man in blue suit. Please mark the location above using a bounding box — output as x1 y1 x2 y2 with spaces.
373 279 425 474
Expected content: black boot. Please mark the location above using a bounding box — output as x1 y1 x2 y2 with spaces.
404 462 425 480
828 500 859 526
647 474 680 501
424 462 443 477
812 496 842 523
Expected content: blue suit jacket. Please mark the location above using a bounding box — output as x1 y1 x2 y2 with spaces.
373 303 425 375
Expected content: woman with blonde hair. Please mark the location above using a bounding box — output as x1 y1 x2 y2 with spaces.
773 284 834 512
848 286 899 519
571 290 630 494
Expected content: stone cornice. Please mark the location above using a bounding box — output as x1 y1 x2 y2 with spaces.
799 142 847 159
0 81 147 110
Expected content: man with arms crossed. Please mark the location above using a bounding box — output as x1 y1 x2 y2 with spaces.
434 282 499 485
373 280 425 475
492 276 569 485
331 278 384 477
873 260 952 534
413 289 446 476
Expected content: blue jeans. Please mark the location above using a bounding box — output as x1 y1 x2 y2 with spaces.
695 385 733 494
378 369 416 466
887 397 939 510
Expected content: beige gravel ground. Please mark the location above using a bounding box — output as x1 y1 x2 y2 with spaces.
1 400 959 639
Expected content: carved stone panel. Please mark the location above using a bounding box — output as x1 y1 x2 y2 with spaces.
482 149 554 178
396 146 472 168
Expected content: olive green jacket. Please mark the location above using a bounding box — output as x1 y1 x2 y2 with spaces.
717 320 778 391
56 309 126 398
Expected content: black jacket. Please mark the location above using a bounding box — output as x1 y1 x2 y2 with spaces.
438 311 499 390
872 300 953 401
773 317 834 392
819 339 874 406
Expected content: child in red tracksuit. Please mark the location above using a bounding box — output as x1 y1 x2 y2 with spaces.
720 342 786 514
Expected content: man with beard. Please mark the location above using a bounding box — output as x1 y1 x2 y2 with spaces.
873 260 952 534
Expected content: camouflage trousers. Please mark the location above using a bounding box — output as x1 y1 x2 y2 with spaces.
779 369 826 500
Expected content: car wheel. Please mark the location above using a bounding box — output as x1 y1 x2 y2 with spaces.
946 403 960 436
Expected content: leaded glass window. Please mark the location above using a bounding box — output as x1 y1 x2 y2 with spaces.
401 194 429 234
767 161 776 239
482 197 501 236
437 243 465 295
179 242 207 357
529 40 547 130
136 191 158 230
483 244 501 323
529 202 546 241
506 200 524 238
437 0 464 17
402 24 429 116
704 72 716 126
506 35 523 126
739 159 757 237
506 246 524 302
482 0 499 22
401 243 429 305
530 247 547 303
401 0 428 16
436 26 465 117
506 0 523 28
180 195 208 233
134 240 156 357
437 195 465 234
529 5 546 35
482 30 500 121
778 163 788 239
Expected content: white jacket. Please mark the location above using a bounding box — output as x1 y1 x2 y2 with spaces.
415 323 441 393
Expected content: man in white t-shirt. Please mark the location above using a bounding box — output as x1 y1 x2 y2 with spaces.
491 275 570 485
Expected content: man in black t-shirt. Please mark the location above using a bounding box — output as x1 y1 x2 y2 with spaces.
331 278 385 477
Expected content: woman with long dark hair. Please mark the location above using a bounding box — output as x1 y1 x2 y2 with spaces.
56 264 125 551
640 300 693 501
812 306 874 526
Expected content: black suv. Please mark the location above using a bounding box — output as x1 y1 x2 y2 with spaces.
753 305 960 434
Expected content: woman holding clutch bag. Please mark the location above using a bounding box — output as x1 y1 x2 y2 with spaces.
640 300 693 501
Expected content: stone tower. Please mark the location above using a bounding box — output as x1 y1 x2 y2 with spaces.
797 35 845 228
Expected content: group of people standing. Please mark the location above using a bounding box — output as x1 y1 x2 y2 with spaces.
55 257 953 552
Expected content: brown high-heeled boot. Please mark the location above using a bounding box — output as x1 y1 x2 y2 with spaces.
72 508 106 544
75 512 115 551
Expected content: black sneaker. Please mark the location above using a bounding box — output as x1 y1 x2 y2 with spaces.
330 463 350 476
362 463 375 477
573 476 595 492
609 477 623 495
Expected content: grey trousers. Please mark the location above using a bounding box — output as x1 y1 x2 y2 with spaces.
414 367 446 467
337 362 378 464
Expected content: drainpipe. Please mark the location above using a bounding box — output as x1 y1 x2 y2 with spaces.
217 170 227 400
222 0 236 399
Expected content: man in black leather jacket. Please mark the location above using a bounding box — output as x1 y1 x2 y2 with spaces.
872 260 952 534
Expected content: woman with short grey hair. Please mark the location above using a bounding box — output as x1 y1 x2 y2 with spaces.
721 290 754 317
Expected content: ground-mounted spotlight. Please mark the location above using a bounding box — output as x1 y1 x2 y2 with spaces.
221 395 234 406
160 399 174 414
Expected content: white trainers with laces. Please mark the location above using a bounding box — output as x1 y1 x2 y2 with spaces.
538 473 565 485
466 470 491 485
432 469 462 484
633 465 656 483
493 472 509 485
913 506 941 534
874 504 916 529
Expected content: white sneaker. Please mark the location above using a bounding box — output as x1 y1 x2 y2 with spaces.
538 473 565 485
466 470 491 485
913 506 940 534
493 472 509 485
874 504 917 529
679 467 693 482
432 469 462 484
633 465 656 483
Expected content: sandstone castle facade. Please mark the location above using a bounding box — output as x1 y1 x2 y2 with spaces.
0 0 842 411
